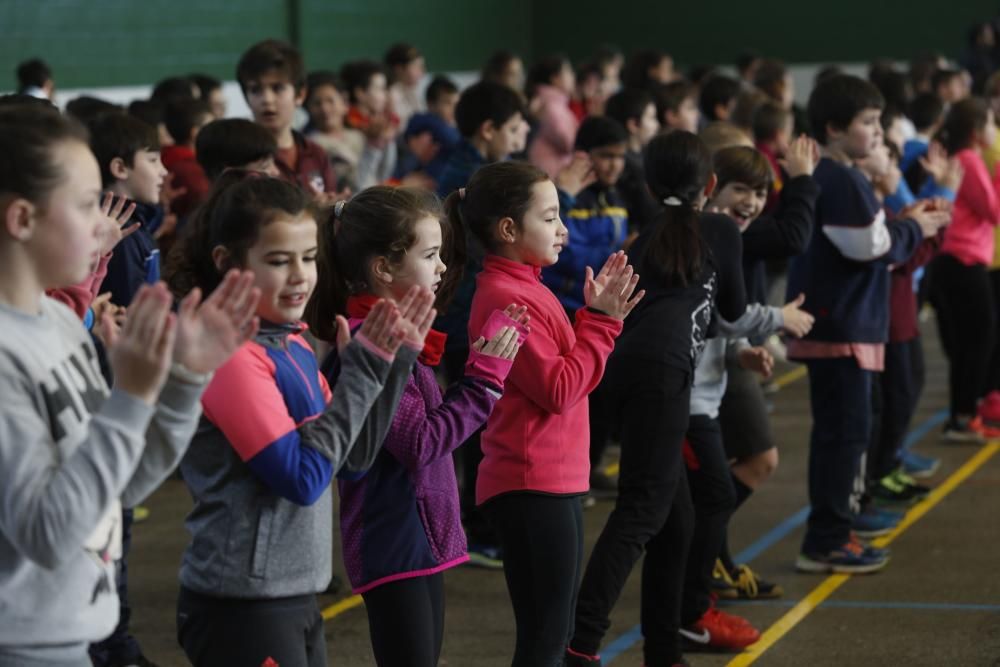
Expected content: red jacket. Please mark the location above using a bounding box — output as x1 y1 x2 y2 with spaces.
469 254 622 504
276 131 338 195
160 145 210 220
942 148 1000 266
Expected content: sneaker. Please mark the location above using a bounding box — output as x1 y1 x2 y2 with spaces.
870 470 930 506
466 543 503 569
851 505 901 538
969 416 1000 439
680 604 761 652
977 390 1000 425
944 418 988 443
582 493 597 509
901 450 940 479
564 647 601 666
714 562 784 600
796 538 889 574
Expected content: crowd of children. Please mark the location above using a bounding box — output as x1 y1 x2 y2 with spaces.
5 17 1000 666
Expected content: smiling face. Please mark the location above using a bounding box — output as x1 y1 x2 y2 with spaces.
374 216 446 302
241 213 318 324
27 140 104 287
709 181 768 232
590 143 627 186
244 70 305 137
500 180 567 267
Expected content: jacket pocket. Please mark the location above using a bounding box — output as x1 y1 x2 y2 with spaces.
249 504 275 579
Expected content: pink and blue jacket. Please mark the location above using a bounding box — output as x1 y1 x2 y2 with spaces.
178 321 417 599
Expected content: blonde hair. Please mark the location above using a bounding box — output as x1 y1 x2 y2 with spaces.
699 121 753 155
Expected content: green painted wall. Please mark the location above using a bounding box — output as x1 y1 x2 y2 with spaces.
2 0 995 90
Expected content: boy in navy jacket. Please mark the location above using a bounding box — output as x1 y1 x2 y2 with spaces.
786 76 948 574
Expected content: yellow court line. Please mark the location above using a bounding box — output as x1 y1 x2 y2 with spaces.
322 594 364 621
726 440 1000 667
602 365 807 478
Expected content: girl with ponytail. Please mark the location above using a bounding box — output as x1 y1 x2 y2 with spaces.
458 160 643 665
307 185 526 666
567 131 749 667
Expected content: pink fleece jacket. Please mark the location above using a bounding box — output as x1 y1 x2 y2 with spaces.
941 148 1000 266
469 255 622 504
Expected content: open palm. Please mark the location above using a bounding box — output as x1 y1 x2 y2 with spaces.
174 271 261 374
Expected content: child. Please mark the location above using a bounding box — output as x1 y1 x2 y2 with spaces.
89 112 167 311
190 73 226 119
303 71 366 190
787 75 948 574
570 62 606 121
15 57 54 100
933 68 969 103
236 39 337 198
543 116 630 313
0 104 258 666
195 118 280 182
568 131 747 667
307 186 524 666
605 89 661 232
165 171 435 667
622 49 676 91
384 42 427 129
926 97 1000 440
699 75 741 123
341 59 399 189
459 160 642 664
425 75 460 127
161 99 213 220
482 50 525 93
653 80 700 133
527 54 579 178
754 58 809 135
752 100 794 211
396 112 460 184
902 92 945 174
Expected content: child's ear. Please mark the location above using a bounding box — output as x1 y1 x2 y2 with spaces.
2 196 36 241
370 256 394 287
109 157 130 181
703 173 719 200
497 216 518 244
211 245 231 273
480 120 496 143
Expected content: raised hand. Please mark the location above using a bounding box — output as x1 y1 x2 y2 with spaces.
555 151 597 197
584 251 646 321
97 192 139 256
107 283 176 405
173 270 261 375
781 135 820 179
472 326 521 361
357 300 403 356
739 346 774 378
780 293 815 338
392 285 437 350
919 142 964 191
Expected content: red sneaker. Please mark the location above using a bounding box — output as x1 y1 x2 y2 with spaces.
969 416 1000 439
679 605 761 651
978 392 1000 425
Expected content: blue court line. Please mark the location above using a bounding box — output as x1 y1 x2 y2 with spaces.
719 599 1000 613
602 408 949 664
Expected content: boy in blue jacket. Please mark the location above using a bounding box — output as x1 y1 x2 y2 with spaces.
544 116 630 315
786 75 949 575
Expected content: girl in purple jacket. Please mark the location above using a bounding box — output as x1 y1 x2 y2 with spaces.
306 186 526 666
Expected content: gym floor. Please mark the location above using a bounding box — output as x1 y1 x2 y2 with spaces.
127 322 1000 666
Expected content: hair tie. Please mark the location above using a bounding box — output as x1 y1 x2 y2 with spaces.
458 188 466 200
333 200 347 219
663 196 685 207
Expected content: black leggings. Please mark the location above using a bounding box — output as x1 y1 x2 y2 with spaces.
176 588 325 667
572 357 694 667
927 254 996 419
486 493 584 667
681 414 736 625
363 573 445 667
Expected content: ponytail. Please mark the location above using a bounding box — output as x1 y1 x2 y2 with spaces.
642 131 714 287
